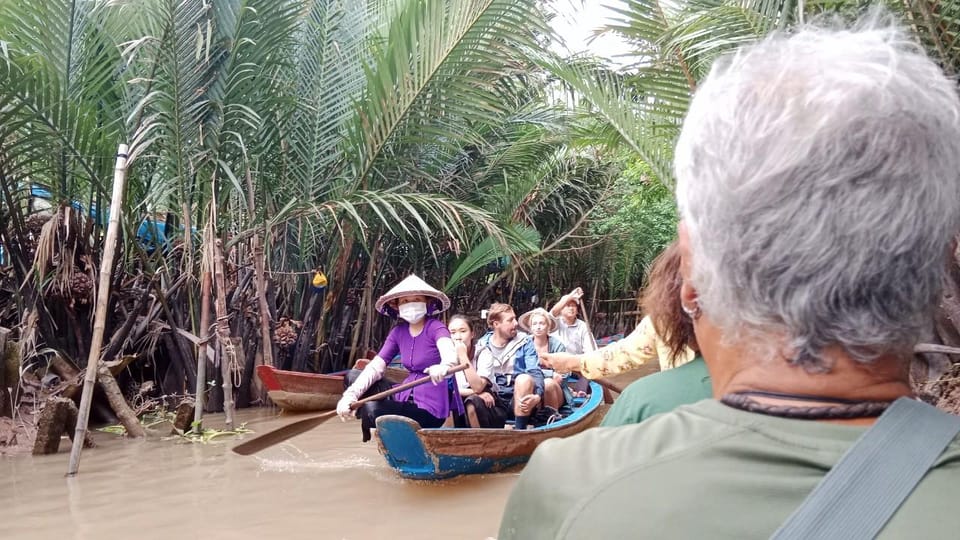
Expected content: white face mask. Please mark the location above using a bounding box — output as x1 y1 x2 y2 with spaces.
398 302 427 323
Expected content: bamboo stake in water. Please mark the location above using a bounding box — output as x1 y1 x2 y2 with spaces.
243 163 275 379
67 144 130 476
192 217 215 433
213 237 235 430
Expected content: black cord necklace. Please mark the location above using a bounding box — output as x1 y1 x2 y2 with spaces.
721 390 893 420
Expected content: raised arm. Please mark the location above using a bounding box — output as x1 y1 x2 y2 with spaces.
549 287 584 317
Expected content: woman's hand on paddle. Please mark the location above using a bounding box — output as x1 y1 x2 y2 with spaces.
336 396 356 421
427 364 449 384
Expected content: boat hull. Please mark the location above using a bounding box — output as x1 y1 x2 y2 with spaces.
375 381 607 480
256 362 410 413
256 365 346 413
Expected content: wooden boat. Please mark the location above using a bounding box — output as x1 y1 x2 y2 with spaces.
256 365 347 413
374 381 607 480
256 358 410 413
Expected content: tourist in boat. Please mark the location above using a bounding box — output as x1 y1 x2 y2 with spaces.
500 18 960 539
448 314 486 398
548 287 597 356
336 274 462 442
541 242 696 379
465 303 543 429
447 314 489 428
517 307 567 411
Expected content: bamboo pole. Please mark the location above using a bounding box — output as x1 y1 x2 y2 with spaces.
359 238 381 358
67 144 130 476
192 218 214 433
213 237 235 430
243 163 274 380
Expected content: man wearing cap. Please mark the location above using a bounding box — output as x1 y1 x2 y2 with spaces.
465 303 545 429
548 287 597 356
336 274 463 442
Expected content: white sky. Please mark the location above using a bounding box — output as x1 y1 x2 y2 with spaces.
549 0 634 66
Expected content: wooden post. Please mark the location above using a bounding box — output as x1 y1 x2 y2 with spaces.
213 237 235 430
243 163 275 372
192 218 214 433
67 144 129 476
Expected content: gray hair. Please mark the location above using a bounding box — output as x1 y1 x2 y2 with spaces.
675 17 960 371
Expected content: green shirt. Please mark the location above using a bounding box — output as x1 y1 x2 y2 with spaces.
499 399 960 539
600 357 712 427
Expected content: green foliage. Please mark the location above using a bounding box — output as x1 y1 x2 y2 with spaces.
590 159 678 293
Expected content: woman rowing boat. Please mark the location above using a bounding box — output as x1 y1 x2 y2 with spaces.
336 274 463 442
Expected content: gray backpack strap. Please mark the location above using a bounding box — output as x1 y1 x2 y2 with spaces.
771 397 960 540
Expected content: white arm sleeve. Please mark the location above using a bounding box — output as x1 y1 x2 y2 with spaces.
344 357 386 401
435 337 459 369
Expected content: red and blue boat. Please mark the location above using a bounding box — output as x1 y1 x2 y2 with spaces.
374 381 606 480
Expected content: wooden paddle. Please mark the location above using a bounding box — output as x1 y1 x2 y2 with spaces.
232 363 468 456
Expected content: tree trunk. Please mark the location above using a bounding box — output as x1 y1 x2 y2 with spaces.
96 367 145 438
291 291 325 372
193 227 213 432
34 397 94 454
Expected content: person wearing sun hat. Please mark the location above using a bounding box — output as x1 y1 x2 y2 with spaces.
336 274 463 442
517 307 568 412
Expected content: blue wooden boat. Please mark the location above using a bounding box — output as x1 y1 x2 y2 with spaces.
374 381 606 480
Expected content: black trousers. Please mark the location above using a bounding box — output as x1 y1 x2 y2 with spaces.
344 369 445 442
463 390 513 429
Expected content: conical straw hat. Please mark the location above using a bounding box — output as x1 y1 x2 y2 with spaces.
375 274 451 317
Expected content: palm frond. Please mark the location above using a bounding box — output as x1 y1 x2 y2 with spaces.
538 54 679 185
0 0 127 201
345 0 548 187
282 0 371 200
269 188 504 257
444 224 540 292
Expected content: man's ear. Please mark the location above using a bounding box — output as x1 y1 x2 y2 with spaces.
678 222 699 307
681 280 699 310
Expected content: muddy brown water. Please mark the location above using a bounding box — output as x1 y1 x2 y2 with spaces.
0 408 518 540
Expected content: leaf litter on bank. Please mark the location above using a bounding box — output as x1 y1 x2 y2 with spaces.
97 410 252 443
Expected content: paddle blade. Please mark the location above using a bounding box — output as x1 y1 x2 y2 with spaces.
231 410 337 456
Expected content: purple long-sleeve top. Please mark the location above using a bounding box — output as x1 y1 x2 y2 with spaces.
377 318 457 420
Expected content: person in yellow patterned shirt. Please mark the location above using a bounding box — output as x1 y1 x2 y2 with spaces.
541 242 695 379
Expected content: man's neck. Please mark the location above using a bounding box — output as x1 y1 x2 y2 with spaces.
562 315 576 325
701 322 913 425
491 333 511 348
